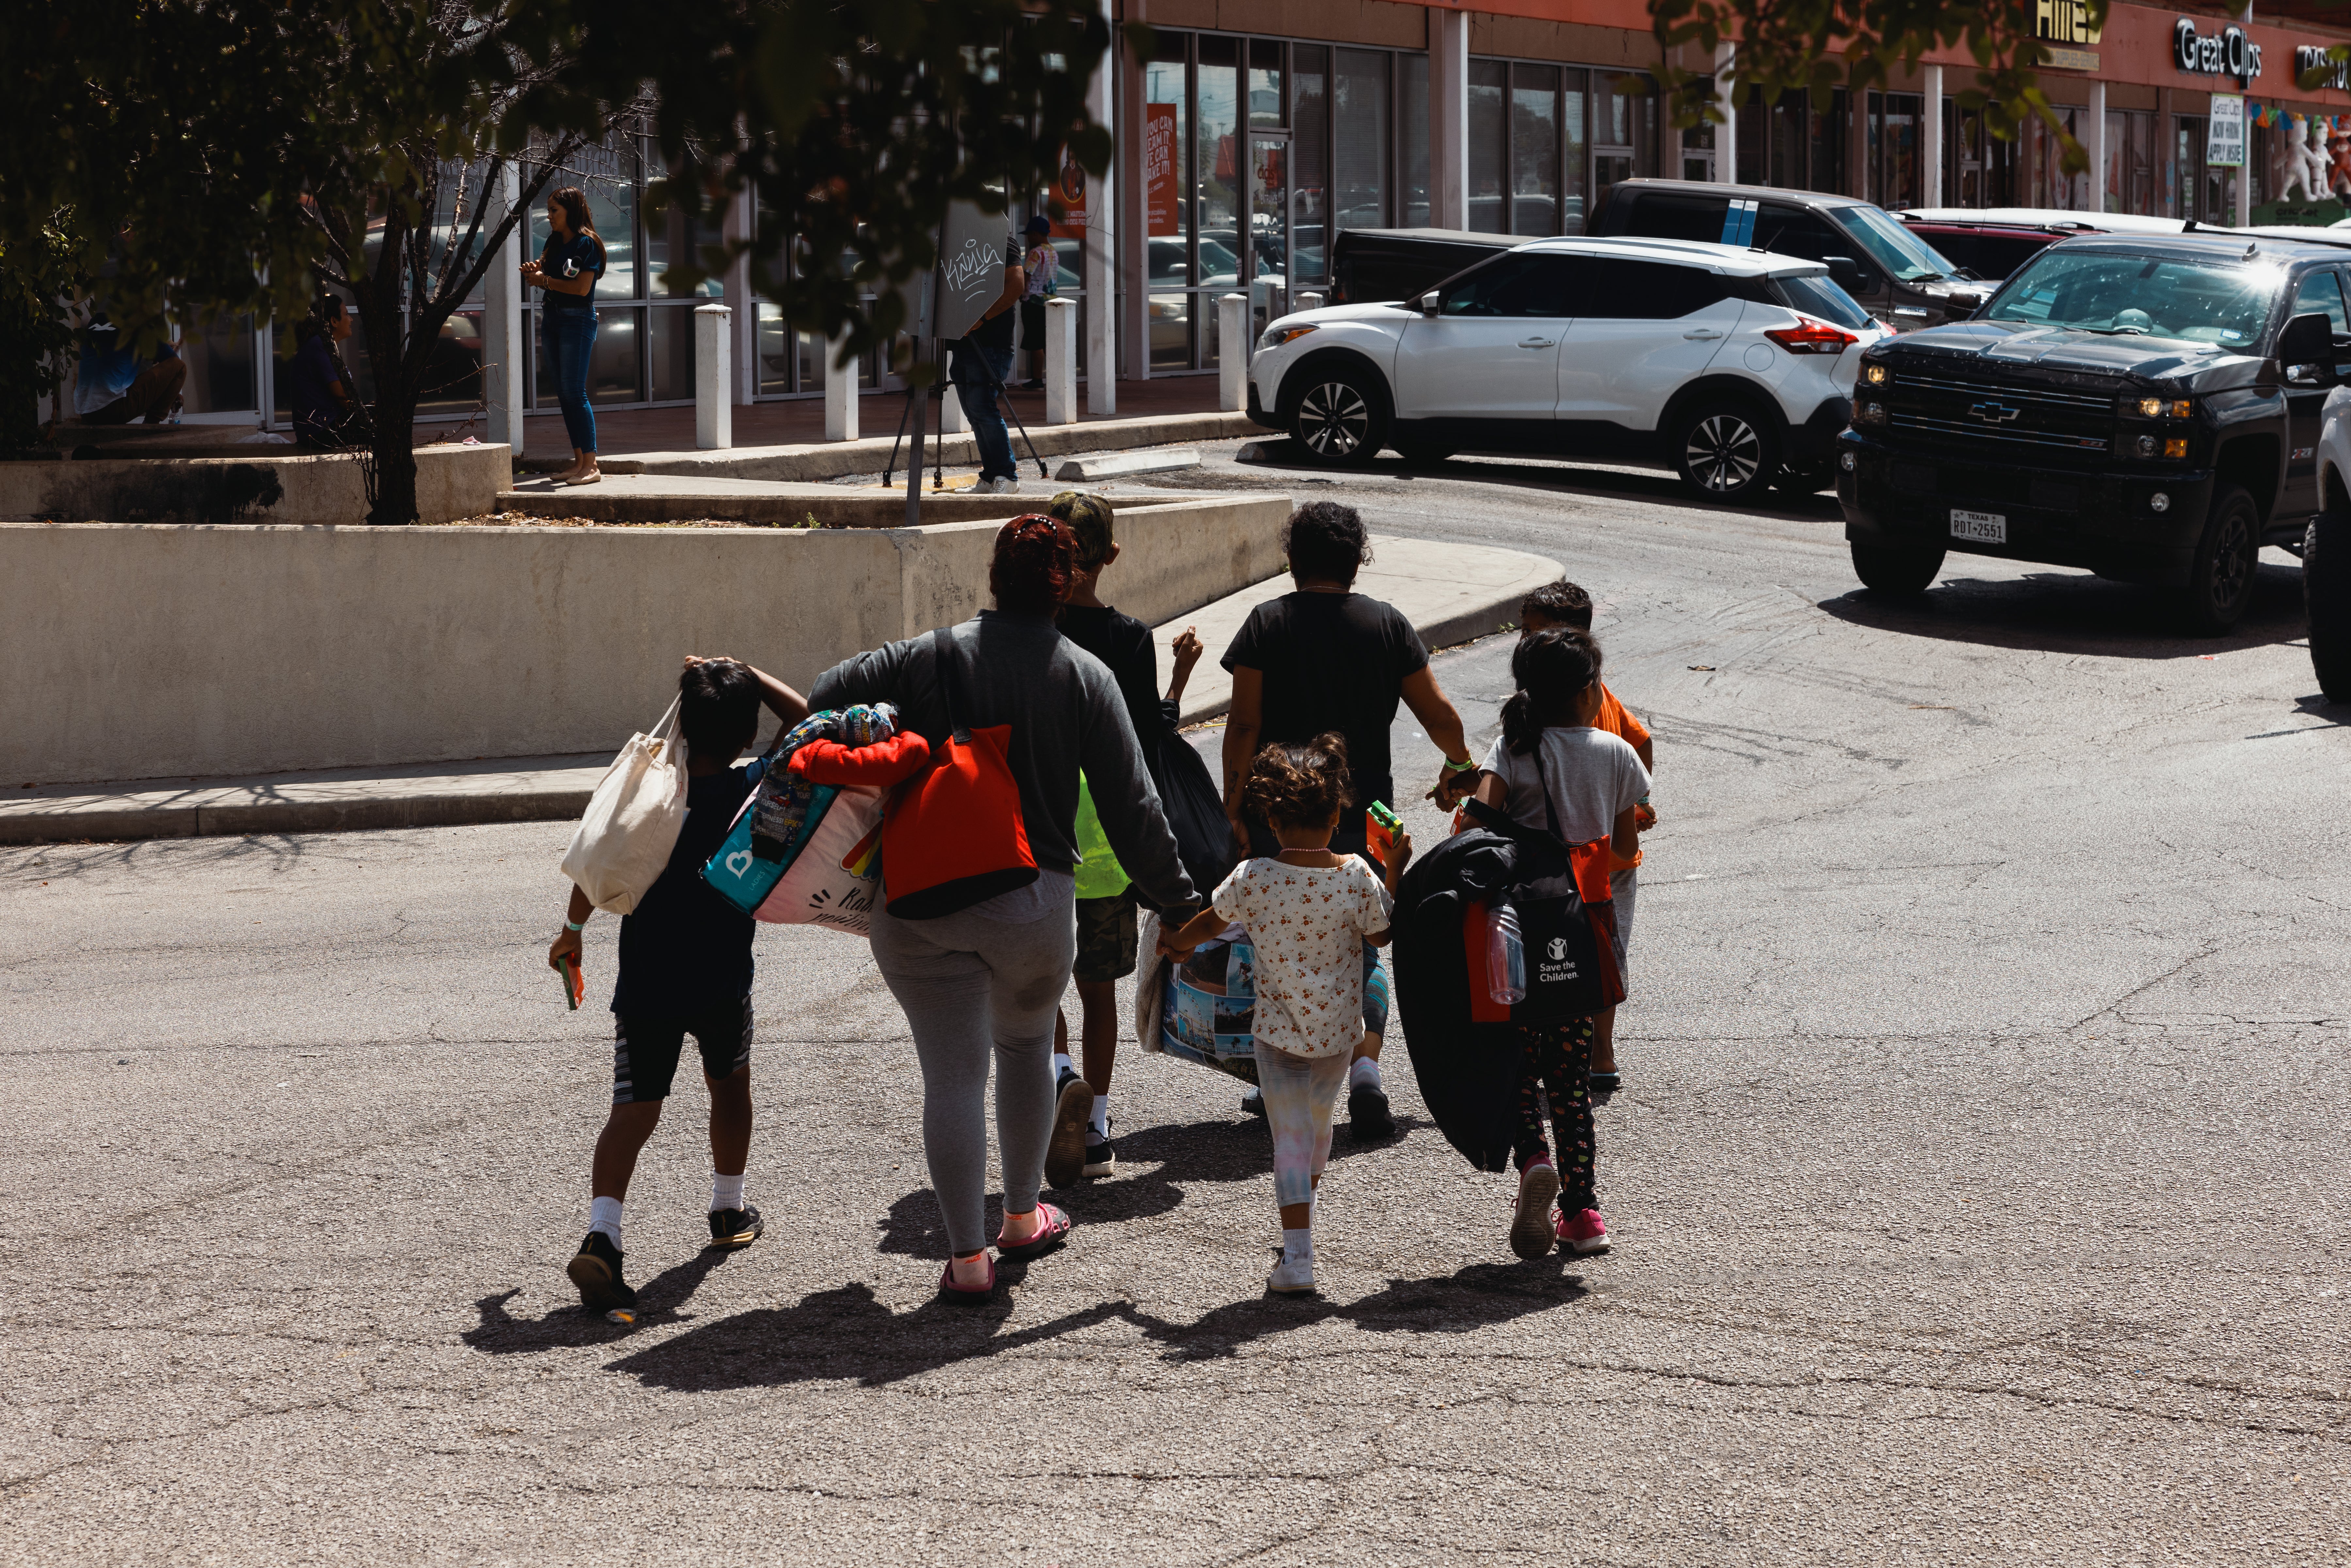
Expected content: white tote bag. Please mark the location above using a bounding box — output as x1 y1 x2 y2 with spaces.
559 697 691 914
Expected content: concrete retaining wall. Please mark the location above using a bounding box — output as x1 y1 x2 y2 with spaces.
0 494 1290 785
0 443 510 528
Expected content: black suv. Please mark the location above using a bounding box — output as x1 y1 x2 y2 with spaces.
1838 231 2351 634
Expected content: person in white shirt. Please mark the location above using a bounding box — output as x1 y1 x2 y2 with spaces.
1158 732 1412 1297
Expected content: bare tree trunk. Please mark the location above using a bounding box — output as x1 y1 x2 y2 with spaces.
365 383 421 526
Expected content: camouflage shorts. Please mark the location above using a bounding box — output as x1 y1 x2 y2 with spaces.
1072 888 1138 983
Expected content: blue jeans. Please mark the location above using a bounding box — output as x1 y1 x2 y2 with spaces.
950 342 1016 480
549 307 598 454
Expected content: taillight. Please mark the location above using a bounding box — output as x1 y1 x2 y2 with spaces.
1764 314 1860 355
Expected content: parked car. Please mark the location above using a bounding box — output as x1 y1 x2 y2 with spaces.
1593 180 1989 331
1247 236 1889 501
1327 227 1523 305
1895 208 2190 281
1838 230 2351 637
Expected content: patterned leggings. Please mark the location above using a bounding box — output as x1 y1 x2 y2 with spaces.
1511 1017 1596 1210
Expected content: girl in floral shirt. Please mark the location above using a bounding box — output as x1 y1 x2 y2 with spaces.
1158 733 1411 1296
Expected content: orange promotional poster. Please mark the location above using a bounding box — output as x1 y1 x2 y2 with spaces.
1145 104 1178 236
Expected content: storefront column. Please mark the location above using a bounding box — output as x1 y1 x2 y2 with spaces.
1430 7 1470 228
482 162 525 452
2235 2 2255 222
2088 80 2108 216
1849 79 1871 199
721 189 757 407
1923 66 1944 205
1715 44 1737 183
1118 26 1149 382
2160 87 2177 217
1085 0 1117 413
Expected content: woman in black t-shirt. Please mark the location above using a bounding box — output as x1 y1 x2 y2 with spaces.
520 185 607 486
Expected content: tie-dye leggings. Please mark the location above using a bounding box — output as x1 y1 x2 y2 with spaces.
1253 1042 1352 1208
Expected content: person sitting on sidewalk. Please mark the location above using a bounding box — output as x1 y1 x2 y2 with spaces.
1042 490 1206 1185
1219 501 1478 1138
949 229 1026 496
282 296 362 450
548 655 809 1320
1518 581 1652 1093
73 312 185 427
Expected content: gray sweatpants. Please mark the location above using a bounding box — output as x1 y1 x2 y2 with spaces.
870 894 1077 1256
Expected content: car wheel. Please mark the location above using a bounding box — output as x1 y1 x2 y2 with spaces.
2175 484 2260 637
1394 439 1454 468
1850 538 1946 596
1674 401 1782 503
1289 368 1388 466
1774 461 1834 497
2308 504 2351 701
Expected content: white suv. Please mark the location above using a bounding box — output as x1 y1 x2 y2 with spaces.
1246 236 1890 502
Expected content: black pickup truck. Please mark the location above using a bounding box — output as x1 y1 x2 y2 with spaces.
1837 230 2351 638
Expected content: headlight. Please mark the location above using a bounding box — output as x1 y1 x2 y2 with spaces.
2130 396 2193 419
1863 361 1890 385
2150 492 2171 513
1840 450 1858 472
1258 324 1317 352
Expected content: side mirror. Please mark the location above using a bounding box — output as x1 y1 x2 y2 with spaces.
1827 255 1876 296
1418 291 1441 318
2277 311 2335 383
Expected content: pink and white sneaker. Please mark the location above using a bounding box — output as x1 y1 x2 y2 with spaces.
1555 1207 1610 1256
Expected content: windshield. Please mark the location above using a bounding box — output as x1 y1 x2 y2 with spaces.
1981 250 2281 346
1773 271 1874 330
1841 206 1958 283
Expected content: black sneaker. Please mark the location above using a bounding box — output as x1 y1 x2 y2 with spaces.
1045 1070 1094 1188
1083 1122 1117 1178
566 1231 638 1316
1348 1080 1395 1141
708 1203 764 1249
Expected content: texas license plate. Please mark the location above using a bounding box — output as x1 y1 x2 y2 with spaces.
1950 508 2007 543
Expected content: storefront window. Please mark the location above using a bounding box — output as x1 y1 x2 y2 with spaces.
1198 35 1241 283
1512 64 1561 235
1334 50 1391 239
1869 91 1922 209
1249 39 1284 130
1811 88 1849 195
178 312 256 418
1294 46 1330 281
1562 72 1589 234
1147 34 1194 371
1595 76 1657 215
1681 77 1716 182
1467 60 1507 233
1399 54 1431 227
2105 109 2156 216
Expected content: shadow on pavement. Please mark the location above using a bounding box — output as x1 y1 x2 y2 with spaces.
597 1257 1584 1390
461 1248 736 1352
1234 438 1842 520
1815 559 2309 659
870 1113 1422 1256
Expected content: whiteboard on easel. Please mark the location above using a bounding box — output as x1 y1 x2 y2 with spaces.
934 201 1015 342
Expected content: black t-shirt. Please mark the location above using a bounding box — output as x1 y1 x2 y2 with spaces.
540 233 605 311
1057 602 1160 752
965 239 1021 351
613 765 756 1016
282 334 343 443
1221 591 1429 849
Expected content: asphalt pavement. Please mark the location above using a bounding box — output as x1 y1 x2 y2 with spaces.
3 443 2346 1565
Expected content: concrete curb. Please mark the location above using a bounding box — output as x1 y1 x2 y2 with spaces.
2 536 1561 846
602 410 1264 484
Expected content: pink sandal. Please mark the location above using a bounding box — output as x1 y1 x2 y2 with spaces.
939 1254 996 1304
994 1200 1072 1261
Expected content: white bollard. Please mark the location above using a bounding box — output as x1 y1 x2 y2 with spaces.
1217 293 1249 413
1045 298 1078 425
1295 291 1325 314
823 329 858 442
694 304 733 450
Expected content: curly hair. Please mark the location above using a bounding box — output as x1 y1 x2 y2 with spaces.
989 513 1077 615
1519 579 1593 631
1281 501 1372 584
1502 628 1602 756
678 658 762 757
1240 732 1354 830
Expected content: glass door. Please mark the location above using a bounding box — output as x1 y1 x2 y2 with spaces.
1249 135 1289 334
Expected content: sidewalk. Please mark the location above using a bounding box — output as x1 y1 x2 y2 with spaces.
0 536 1559 845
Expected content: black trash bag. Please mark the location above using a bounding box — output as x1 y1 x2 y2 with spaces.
1136 705 1237 914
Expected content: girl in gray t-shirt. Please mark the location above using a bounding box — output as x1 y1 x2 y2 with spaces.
1468 628 1648 1263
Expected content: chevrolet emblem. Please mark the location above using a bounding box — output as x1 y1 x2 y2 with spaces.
1970 401 2021 423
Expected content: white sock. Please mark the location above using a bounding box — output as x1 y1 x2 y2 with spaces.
711 1171 745 1213
1089 1093 1111 1136
1053 1051 1075 1080
589 1195 623 1247
1350 1057 1382 1090
1282 1226 1314 1266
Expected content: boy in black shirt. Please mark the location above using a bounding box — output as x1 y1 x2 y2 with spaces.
548 656 807 1318
1045 491 1203 1185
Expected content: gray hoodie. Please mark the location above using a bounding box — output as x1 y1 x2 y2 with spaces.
808 610 1198 911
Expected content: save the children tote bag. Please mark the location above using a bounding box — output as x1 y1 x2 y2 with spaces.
559 697 691 915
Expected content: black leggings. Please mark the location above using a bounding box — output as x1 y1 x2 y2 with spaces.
1511 1017 1596 1210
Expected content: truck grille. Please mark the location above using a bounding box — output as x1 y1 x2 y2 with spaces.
1882 368 2118 467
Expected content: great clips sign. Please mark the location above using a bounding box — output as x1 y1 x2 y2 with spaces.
2176 19 2262 86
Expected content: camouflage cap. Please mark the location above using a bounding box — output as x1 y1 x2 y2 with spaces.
1047 489 1115 569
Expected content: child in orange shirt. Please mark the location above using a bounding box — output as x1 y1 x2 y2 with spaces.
1518 582 1650 1092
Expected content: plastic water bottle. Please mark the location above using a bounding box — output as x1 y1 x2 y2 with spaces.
1484 902 1525 1005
